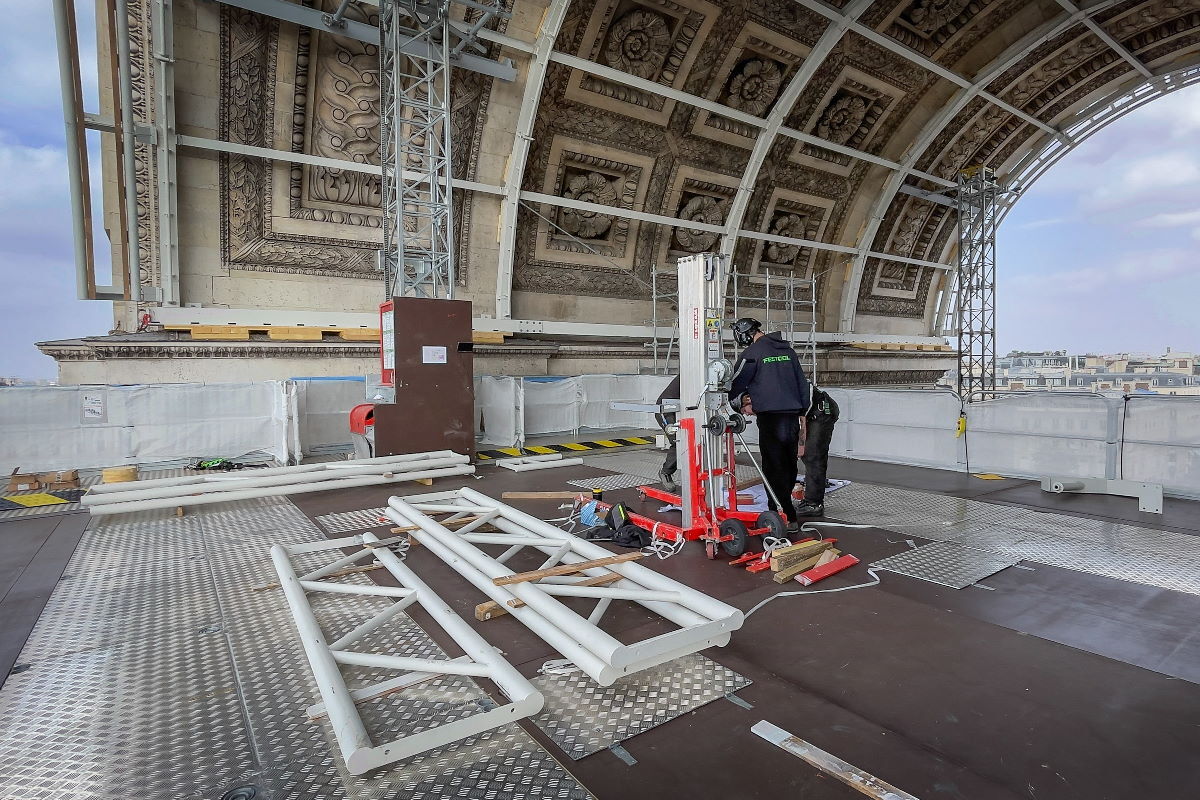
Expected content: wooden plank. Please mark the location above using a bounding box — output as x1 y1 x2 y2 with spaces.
773 550 835 584
388 526 420 534
472 331 508 345
337 329 380 342
770 540 832 571
492 552 643 586
267 326 323 341
501 491 585 500
475 572 624 620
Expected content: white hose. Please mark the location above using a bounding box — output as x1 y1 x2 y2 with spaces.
743 521 884 619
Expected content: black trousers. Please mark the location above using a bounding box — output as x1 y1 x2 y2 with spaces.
755 412 801 523
800 397 839 505
655 413 677 476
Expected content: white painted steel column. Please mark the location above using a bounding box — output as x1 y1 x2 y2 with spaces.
495 0 571 319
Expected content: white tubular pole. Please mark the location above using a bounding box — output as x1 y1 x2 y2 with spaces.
360 532 540 707
86 451 461 494
388 498 627 666
82 456 468 505
330 651 494 677
86 465 474 514
384 501 617 684
270 545 372 764
459 487 742 625
538 585 682 603
298 581 414 598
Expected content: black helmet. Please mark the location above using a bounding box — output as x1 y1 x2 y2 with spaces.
732 317 762 347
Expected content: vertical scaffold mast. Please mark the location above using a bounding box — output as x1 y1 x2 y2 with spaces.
378 0 511 299
955 166 999 399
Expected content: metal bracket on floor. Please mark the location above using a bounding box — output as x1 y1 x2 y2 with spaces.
1041 477 1163 514
271 531 543 775
493 453 585 472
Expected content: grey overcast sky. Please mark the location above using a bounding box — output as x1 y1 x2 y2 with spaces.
0 6 1198 379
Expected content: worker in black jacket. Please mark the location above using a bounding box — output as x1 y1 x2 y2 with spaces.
728 318 810 530
796 385 840 517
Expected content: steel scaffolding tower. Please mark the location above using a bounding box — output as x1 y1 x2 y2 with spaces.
380 1 454 299
955 166 999 398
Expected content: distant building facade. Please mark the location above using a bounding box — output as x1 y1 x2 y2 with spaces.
995 348 1200 395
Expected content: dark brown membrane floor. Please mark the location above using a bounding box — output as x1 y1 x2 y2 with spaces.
288 459 1200 800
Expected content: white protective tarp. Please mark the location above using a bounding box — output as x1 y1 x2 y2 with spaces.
0 382 290 473
522 378 582 436
293 378 366 455
965 392 1111 479
1121 395 1200 497
476 376 524 447
826 388 962 470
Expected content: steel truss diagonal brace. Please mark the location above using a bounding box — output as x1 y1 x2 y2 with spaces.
271 531 543 775
385 488 744 686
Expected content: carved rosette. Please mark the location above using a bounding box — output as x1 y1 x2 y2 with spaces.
904 0 974 37
603 9 672 79
724 58 784 115
674 195 723 252
765 213 806 263
559 172 618 239
815 93 870 145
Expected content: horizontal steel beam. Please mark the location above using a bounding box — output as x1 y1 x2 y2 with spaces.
210 0 515 80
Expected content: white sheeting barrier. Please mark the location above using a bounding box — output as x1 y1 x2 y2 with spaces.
0 382 290 474
1121 396 1200 498
964 393 1112 480
476 376 524 447
293 378 367 455
271 530 542 775
385 488 744 686
825 388 962 471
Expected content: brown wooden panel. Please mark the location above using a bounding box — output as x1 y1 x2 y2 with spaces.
373 297 475 459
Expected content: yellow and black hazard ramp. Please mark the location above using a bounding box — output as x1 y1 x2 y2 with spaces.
476 436 654 461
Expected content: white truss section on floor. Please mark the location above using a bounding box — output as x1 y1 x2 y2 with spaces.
385 487 744 686
271 530 543 775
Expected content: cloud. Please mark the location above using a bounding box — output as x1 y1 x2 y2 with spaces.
1137 209 1200 228
1016 216 1068 230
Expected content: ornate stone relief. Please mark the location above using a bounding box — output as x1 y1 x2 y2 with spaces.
653 165 738 267
883 0 992 58
689 24 810 147
791 66 900 175
219 2 495 282
127 0 157 294
747 188 834 277
566 0 720 125
532 135 655 272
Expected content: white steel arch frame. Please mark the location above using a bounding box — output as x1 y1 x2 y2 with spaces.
495 0 571 320
717 0 875 263
837 0 1133 332
932 62 1200 336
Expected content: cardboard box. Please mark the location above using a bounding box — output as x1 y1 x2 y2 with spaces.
37 470 79 488
7 472 41 492
46 481 80 492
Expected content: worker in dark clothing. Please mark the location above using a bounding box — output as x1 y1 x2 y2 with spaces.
728 318 810 529
796 386 840 517
655 375 681 491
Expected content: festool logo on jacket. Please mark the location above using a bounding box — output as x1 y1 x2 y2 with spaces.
761 355 792 363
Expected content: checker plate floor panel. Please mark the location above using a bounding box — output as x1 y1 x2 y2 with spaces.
529 653 751 760
871 542 1021 589
0 498 593 800
831 483 1200 595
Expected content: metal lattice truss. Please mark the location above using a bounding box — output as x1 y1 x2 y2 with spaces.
955 168 999 399
379 0 510 299
384 488 745 686
271 529 543 775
